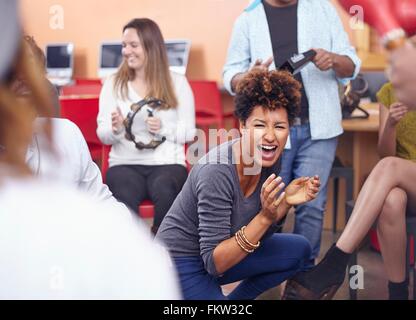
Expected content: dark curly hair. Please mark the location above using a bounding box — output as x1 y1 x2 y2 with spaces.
234 69 301 125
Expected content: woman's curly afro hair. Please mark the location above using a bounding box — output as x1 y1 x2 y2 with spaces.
234 69 301 125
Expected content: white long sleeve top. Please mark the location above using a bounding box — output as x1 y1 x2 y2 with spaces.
26 118 124 209
97 71 196 168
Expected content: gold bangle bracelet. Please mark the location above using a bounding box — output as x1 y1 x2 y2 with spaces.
240 226 260 249
237 230 255 251
236 230 255 252
235 232 253 253
235 232 254 253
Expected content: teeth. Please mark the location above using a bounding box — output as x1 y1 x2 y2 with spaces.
261 145 276 150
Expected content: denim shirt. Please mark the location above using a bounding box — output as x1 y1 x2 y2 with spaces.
223 0 361 143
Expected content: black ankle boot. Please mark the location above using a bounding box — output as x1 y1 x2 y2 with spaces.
388 280 409 300
283 244 351 300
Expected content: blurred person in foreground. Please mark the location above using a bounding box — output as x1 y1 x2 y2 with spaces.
15 35 125 209
0 0 179 299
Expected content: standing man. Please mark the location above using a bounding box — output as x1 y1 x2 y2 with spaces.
223 0 361 262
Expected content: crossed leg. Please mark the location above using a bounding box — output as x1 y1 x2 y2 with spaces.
336 157 416 283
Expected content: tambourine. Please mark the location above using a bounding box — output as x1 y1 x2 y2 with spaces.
123 97 167 150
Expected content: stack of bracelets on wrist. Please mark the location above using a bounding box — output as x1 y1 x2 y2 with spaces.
235 226 260 253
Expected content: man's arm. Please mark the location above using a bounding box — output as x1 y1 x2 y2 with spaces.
223 14 252 94
319 1 361 83
312 49 355 78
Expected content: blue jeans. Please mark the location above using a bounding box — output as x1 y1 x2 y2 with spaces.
173 234 312 300
280 124 338 261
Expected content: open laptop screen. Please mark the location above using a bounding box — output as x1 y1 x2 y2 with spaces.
46 44 73 69
101 43 123 68
165 40 191 75
46 43 74 85
98 42 122 78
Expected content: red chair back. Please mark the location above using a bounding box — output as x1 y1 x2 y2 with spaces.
61 84 102 96
101 145 111 182
189 80 224 129
59 97 102 160
74 78 102 85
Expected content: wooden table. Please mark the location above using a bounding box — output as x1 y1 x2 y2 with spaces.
340 103 380 197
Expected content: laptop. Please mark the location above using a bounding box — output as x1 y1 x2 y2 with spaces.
98 42 123 79
46 43 74 86
165 39 191 75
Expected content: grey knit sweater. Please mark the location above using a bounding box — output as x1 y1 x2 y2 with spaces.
156 139 283 276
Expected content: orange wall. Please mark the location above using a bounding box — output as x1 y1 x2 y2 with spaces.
20 0 354 82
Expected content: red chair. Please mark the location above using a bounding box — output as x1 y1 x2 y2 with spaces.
189 80 224 131
59 96 102 161
61 84 102 96
223 109 239 129
74 78 102 85
189 80 226 152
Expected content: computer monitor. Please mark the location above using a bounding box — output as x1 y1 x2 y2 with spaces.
165 39 191 75
46 43 74 82
98 42 123 79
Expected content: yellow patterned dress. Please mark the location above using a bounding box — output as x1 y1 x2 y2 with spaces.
377 82 416 162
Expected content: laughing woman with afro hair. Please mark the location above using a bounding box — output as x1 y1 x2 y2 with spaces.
156 69 321 300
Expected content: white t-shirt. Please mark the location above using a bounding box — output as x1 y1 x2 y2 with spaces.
0 176 181 299
97 71 196 167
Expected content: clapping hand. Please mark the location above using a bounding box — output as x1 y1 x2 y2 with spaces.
111 106 124 133
284 175 320 206
259 174 287 223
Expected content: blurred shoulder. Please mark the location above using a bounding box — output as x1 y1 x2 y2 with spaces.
50 117 79 132
34 117 82 140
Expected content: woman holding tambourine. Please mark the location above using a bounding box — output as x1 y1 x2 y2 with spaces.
97 18 196 234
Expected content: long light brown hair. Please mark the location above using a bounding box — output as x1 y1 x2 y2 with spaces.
113 18 178 108
0 37 55 176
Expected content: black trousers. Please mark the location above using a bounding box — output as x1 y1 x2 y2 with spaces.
106 164 188 228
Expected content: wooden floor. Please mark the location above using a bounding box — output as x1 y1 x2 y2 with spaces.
145 208 414 300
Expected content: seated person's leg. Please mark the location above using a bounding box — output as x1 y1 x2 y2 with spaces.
338 157 416 253
284 157 416 299
147 164 188 231
377 187 408 299
106 165 147 212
